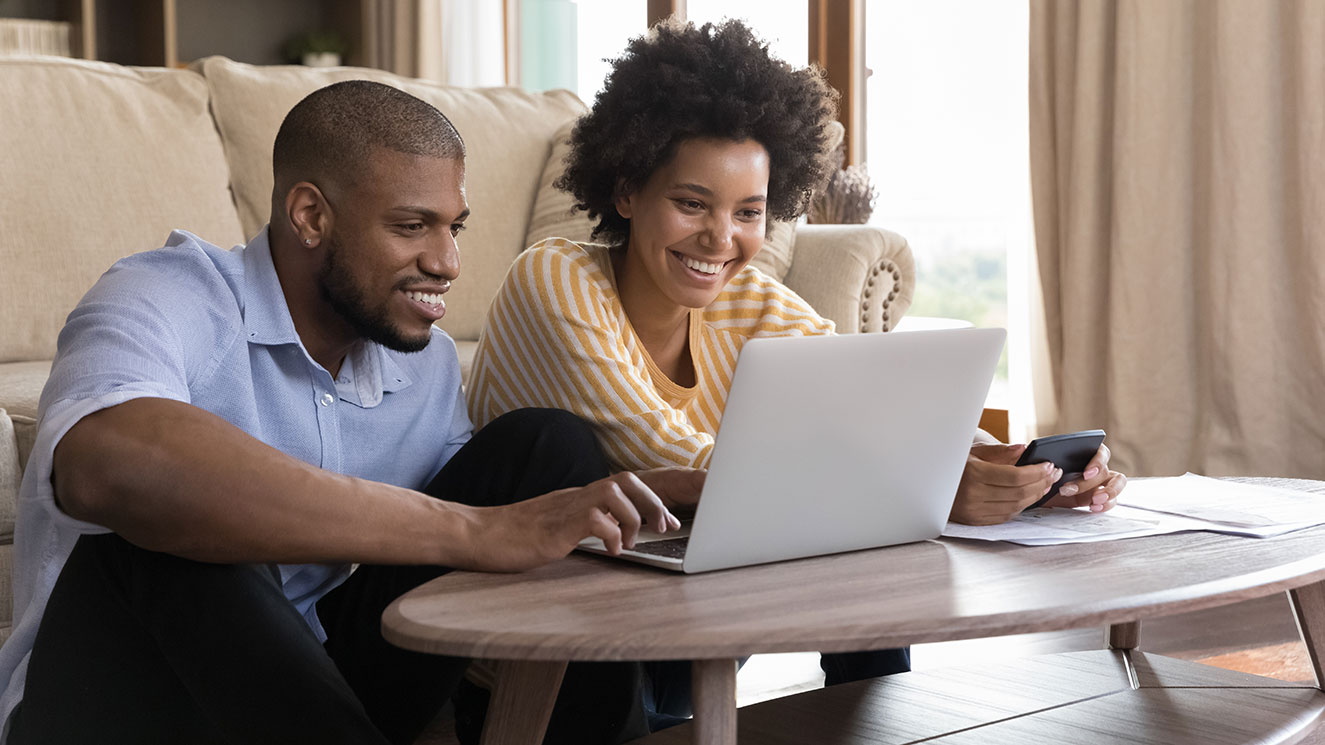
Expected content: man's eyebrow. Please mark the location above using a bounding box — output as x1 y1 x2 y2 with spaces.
391 206 471 221
673 183 767 203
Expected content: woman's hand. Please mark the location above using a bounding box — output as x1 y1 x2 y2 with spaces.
950 443 1128 526
635 466 707 511
1040 444 1127 513
950 444 1058 525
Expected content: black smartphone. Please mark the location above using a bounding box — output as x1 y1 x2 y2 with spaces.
1016 429 1106 509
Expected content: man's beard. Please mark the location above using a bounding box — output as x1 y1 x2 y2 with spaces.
317 234 432 354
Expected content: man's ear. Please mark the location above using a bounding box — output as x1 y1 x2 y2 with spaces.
285 182 331 249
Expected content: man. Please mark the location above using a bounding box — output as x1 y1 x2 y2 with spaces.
0 81 700 744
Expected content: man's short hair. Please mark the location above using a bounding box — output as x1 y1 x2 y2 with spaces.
272 80 464 204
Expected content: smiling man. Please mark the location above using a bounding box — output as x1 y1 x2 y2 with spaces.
0 81 701 744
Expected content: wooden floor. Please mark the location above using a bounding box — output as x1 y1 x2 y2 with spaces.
414 592 1312 744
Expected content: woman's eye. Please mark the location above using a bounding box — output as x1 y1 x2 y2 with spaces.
739 209 764 221
675 199 704 211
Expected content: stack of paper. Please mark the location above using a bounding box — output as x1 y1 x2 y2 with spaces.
942 474 1325 546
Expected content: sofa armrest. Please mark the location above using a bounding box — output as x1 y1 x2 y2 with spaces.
782 224 917 333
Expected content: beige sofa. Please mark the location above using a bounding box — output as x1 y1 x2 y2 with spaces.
0 54 916 644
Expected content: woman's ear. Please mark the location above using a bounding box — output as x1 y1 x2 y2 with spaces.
613 177 633 219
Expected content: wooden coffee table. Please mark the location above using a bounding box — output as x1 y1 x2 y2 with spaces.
383 478 1325 744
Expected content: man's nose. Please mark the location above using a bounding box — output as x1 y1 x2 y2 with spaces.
420 231 461 282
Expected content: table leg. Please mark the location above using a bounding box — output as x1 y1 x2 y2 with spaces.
478 660 568 745
1289 581 1325 689
1108 621 1141 650
691 658 738 745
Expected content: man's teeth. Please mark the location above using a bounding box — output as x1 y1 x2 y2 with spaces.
680 256 724 275
406 290 444 305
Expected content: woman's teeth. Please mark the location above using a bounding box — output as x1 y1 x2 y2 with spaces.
680 255 724 275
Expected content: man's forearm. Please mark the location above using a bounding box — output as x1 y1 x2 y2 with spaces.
52 397 479 567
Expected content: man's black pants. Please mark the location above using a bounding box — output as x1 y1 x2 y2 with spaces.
8 408 652 745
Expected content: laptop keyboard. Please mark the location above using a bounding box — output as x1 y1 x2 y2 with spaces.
629 537 690 559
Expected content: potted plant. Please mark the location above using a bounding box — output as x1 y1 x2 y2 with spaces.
807 144 879 225
285 30 349 68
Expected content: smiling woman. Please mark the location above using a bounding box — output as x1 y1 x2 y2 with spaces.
462 20 916 736
466 18 839 469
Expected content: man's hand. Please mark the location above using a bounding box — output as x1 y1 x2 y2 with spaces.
949 444 1060 526
465 469 705 572
1039 444 1127 513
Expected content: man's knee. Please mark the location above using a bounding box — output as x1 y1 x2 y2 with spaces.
485 408 607 468
487 408 599 448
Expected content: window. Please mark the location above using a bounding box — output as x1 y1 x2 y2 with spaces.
687 1 808 65
864 0 1030 432
517 0 646 102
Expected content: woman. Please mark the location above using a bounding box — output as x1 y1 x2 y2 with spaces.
465 17 1126 736
469 19 1125 524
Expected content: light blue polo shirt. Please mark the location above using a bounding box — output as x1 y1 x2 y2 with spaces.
0 228 472 735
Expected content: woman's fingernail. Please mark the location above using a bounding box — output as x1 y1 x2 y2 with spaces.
1043 462 1055 473
1060 484 1078 496
1090 504 1104 512
1084 466 1100 479
1093 492 1107 504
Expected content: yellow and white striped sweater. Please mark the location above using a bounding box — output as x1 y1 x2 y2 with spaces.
467 238 834 470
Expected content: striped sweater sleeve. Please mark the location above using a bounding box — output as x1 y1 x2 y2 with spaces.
467 240 715 470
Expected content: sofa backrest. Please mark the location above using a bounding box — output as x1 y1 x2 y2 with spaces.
0 56 247 363
193 56 587 342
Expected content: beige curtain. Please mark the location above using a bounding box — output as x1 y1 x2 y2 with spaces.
360 0 505 86
360 0 446 79
1029 0 1325 479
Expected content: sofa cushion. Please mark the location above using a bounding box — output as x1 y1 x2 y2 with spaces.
0 361 49 474
0 57 247 363
523 119 801 282
0 409 18 544
195 56 587 343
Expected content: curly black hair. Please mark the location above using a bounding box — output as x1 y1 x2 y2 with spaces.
556 18 840 246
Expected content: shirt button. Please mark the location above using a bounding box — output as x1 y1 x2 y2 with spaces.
320 393 335 407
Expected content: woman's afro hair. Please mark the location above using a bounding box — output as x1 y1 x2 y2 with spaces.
555 18 840 246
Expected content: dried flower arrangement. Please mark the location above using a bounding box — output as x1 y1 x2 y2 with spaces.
807 144 879 225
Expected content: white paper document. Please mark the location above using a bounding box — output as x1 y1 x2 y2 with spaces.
943 505 1169 545
941 475 1324 546
1121 473 1325 529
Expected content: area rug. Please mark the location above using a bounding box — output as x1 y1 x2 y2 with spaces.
1195 641 1315 683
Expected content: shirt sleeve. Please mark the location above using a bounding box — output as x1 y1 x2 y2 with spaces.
712 267 837 339
25 251 234 534
468 242 714 470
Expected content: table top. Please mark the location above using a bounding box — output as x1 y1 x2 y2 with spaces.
382 478 1325 662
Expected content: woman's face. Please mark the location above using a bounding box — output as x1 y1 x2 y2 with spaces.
615 137 770 311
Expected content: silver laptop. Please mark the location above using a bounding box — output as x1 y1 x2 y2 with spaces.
578 327 1006 573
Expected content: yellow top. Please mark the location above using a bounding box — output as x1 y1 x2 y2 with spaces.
467 238 835 470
